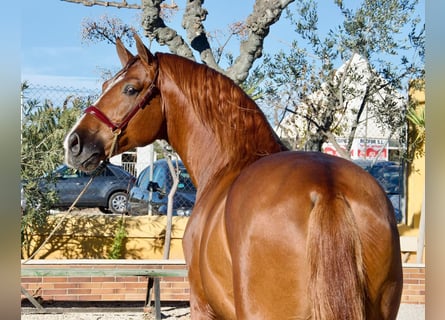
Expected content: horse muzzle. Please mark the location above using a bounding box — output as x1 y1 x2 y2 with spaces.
64 130 105 172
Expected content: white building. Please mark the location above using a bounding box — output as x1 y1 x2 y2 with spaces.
275 54 406 160
110 144 155 177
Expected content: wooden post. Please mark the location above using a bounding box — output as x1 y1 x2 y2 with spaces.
154 278 161 320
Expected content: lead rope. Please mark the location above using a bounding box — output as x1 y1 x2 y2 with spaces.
22 132 121 264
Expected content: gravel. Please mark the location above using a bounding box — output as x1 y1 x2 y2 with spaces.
397 303 425 320
21 303 423 319
21 304 190 320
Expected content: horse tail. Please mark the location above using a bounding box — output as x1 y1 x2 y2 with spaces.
306 192 367 320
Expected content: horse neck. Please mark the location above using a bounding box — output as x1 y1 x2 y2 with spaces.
158 54 287 188
164 104 233 188
164 97 287 189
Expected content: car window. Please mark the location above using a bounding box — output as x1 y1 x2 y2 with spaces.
57 166 81 179
86 165 115 177
99 166 114 177
136 168 148 186
138 168 152 190
136 161 196 193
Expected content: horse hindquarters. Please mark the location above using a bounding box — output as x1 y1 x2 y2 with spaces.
226 152 402 320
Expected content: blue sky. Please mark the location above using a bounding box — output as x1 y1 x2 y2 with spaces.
22 0 145 88
22 0 424 89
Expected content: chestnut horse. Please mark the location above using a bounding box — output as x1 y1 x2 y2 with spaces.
65 35 402 319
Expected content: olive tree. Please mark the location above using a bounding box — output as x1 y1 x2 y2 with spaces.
256 0 424 155
20 82 92 257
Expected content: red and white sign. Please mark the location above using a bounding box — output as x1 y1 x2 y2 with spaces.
323 138 388 160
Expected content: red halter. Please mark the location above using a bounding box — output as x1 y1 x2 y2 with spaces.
84 60 159 135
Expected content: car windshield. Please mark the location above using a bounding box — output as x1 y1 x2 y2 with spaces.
145 162 196 193
136 167 152 190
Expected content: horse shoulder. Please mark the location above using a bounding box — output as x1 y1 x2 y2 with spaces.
184 172 241 319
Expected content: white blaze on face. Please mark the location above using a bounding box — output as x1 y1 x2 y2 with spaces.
64 113 87 168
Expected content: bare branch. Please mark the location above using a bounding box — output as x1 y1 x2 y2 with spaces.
81 15 136 45
324 131 350 159
61 0 141 9
159 1 179 21
64 0 295 84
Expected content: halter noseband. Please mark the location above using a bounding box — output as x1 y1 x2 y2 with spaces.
84 58 159 156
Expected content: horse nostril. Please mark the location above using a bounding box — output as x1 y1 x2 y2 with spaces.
68 132 82 156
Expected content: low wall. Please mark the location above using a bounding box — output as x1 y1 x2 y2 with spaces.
23 214 425 264
21 260 424 305
22 214 189 260
401 264 425 304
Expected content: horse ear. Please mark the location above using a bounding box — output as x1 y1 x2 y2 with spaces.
134 33 155 65
116 38 134 67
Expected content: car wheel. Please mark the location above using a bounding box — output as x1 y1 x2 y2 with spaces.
108 192 128 214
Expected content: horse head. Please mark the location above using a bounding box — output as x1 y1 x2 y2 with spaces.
64 34 165 172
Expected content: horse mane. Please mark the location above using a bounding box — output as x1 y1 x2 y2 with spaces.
157 53 287 166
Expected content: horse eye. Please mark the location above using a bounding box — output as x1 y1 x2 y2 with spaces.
123 85 139 96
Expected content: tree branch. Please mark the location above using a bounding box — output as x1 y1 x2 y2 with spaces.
64 0 295 84
227 0 295 84
141 0 195 59
61 0 141 9
324 131 350 159
181 0 222 72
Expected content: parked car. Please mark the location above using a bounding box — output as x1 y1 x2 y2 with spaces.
127 159 197 216
354 160 403 223
22 162 135 214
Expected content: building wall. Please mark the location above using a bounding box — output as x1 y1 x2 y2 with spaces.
22 215 188 260
406 81 425 229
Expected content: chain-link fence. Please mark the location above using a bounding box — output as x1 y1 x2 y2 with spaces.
21 84 99 106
